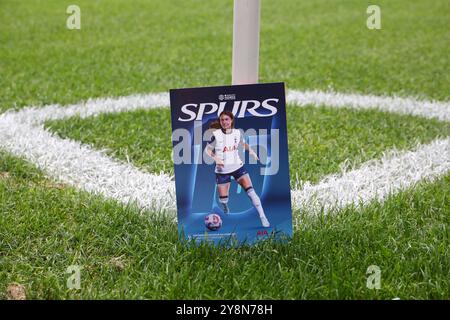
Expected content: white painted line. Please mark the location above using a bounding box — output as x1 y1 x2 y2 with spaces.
0 118 176 213
0 89 448 218
4 89 449 124
287 90 450 122
4 93 169 125
291 138 450 222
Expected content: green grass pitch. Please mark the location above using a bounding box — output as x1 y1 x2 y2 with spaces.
0 0 449 299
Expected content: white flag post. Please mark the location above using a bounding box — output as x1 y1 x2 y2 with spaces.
232 0 261 85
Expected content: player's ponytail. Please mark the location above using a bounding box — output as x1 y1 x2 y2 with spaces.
209 120 222 129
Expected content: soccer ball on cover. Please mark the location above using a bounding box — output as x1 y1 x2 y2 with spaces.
204 213 222 231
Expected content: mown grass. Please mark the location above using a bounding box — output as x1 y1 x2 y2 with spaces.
1 0 449 300
0 151 448 299
45 105 449 183
1 0 449 112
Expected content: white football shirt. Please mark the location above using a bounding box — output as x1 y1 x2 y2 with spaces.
208 129 244 174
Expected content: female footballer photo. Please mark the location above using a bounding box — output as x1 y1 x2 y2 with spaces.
204 111 270 228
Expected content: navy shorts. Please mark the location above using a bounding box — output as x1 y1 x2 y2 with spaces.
216 166 248 185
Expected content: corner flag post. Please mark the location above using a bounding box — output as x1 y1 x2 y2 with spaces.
232 0 261 85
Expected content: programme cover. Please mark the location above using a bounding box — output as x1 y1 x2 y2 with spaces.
170 82 292 246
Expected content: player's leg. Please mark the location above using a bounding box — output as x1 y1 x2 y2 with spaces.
217 183 230 213
216 173 231 214
236 171 270 227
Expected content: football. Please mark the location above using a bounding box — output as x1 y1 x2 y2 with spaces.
204 213 222 231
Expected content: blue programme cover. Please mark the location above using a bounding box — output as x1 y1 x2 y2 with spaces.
169 82 292 246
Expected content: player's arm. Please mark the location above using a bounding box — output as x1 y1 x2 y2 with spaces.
204 143 215 159
204 136 224 166
241 141 259 161
204 144 216 160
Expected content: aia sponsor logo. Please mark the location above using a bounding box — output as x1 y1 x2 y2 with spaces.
257 230 268 237
222 145 237 152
